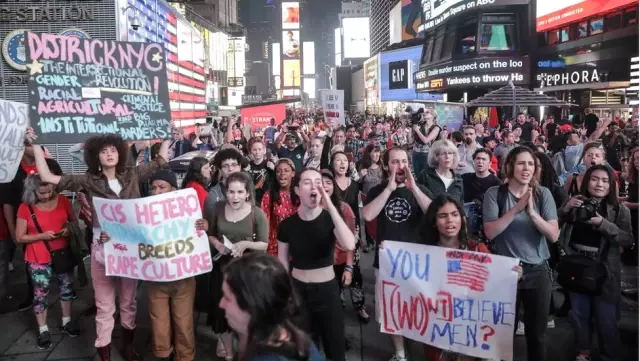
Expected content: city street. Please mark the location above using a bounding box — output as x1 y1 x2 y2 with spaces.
0 250 637 361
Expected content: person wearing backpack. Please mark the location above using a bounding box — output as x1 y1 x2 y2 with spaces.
482 146 560 361
556 165 633 361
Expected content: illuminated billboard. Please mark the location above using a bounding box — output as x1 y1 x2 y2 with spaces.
282 30 300 59
536 0 637 32
419 0 529 32
401 0 423 40
241 104 287 131
334 28 342 66
380 46 443 101
363 55 379 108
303 42 315 74
272 43 281 76
282 2 300 29
343 17 370 58
303 78 316 99
283 60 301 87
389 2 402 44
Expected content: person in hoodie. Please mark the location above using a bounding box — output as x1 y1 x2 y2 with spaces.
417 139 464 204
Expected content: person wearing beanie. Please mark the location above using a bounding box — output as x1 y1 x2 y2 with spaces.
147 169 197 361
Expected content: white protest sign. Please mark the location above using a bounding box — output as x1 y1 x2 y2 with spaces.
320 89 345 125
378 241 519 361
0 100 28 183
94 188 212 281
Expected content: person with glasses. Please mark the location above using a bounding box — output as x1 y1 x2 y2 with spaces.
169 128 195 159
203 148 244 220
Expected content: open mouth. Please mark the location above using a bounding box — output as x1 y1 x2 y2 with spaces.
310 191 318 202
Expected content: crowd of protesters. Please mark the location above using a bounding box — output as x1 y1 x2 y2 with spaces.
0 106 636 361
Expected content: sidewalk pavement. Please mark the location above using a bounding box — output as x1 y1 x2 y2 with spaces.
0 251 638 361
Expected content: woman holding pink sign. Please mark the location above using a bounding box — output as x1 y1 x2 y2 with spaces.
29 129 172 361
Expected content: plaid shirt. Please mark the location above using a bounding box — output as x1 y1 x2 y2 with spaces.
345 138 366 164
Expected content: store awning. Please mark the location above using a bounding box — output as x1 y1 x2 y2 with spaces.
466 82 576 108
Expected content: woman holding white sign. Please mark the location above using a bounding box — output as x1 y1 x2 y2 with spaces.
420 193 522 361
204 171 269 361
29 131 172 361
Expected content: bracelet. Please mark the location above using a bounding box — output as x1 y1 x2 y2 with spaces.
344 265 354 272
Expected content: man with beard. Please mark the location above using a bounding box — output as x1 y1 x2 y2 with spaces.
457 126 481 175
494 129 517 168
515 112 533 142
362 147 432 361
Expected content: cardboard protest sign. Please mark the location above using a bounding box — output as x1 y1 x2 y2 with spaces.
93 188 212 282
26 32 171 143
320 89 345 125
0 100 28 183
378 241 519 361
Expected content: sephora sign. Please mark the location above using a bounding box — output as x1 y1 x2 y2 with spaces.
537 69 602 88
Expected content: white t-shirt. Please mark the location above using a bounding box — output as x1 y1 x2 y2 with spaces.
438 173 454 190
108 179 122 196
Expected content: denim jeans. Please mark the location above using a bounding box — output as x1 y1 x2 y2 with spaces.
569 292 620 361
515 262 553 361
412 151 429 177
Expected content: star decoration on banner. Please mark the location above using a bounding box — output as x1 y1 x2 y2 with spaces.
27 59 43 75
151 52 163 63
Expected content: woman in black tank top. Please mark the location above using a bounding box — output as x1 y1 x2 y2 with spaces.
277 168 356 361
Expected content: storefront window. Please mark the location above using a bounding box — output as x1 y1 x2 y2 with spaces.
623 7 637 26
560 27 570 42
546 29 560 45
605 12 622 31
589 18 604 35
456 18 477 55
577 21 588 38
479 24 516 51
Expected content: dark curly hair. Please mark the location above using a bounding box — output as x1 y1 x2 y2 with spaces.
181 156 210 189
83 134 128 175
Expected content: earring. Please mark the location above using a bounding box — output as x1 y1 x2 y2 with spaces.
98 165 102 172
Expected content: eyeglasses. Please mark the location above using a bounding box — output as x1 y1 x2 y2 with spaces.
221 163 240 170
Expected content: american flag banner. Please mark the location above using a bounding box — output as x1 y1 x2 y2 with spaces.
125 0 207 130
446 256 490 292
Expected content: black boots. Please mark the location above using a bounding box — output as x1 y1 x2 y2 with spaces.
122 328 140 361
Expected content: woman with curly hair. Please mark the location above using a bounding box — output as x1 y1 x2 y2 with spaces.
260 159 298 256
181 156 211 211
29 130 172 361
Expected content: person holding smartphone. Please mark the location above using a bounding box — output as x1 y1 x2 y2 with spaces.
275 123 309 172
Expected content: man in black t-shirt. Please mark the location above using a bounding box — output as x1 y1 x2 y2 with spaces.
515 113 533 142
462 148 501 203
362 147 431 361
275 129 308 172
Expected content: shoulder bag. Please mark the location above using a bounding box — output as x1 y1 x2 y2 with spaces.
28 205 77 274
556 207 618 296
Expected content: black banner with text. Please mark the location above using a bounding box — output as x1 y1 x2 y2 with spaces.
26 32 171 143
414 56 530 91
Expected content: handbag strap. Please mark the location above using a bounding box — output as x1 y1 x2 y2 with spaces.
251 207 257 241
28 205 53 253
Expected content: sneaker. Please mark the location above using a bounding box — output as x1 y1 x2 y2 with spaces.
575 353 591 361
62 322 80 337
515 321 525 336
37 331 52 349
547 319 555 328
18 299 33 311
8 262 13 272
389 355 407 361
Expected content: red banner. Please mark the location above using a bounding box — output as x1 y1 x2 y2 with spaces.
536 0 637 32
240 104 286 131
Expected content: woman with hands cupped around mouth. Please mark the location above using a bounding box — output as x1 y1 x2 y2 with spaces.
277 168 356 361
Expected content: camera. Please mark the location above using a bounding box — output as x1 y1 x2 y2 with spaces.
572 197 600 222
130 17 141 31
408 107 425 126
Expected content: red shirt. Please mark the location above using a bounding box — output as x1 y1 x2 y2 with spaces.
334 203 356 265
21 161 38 176
185 181 208 212
17 195 72 264
261 190 298 256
